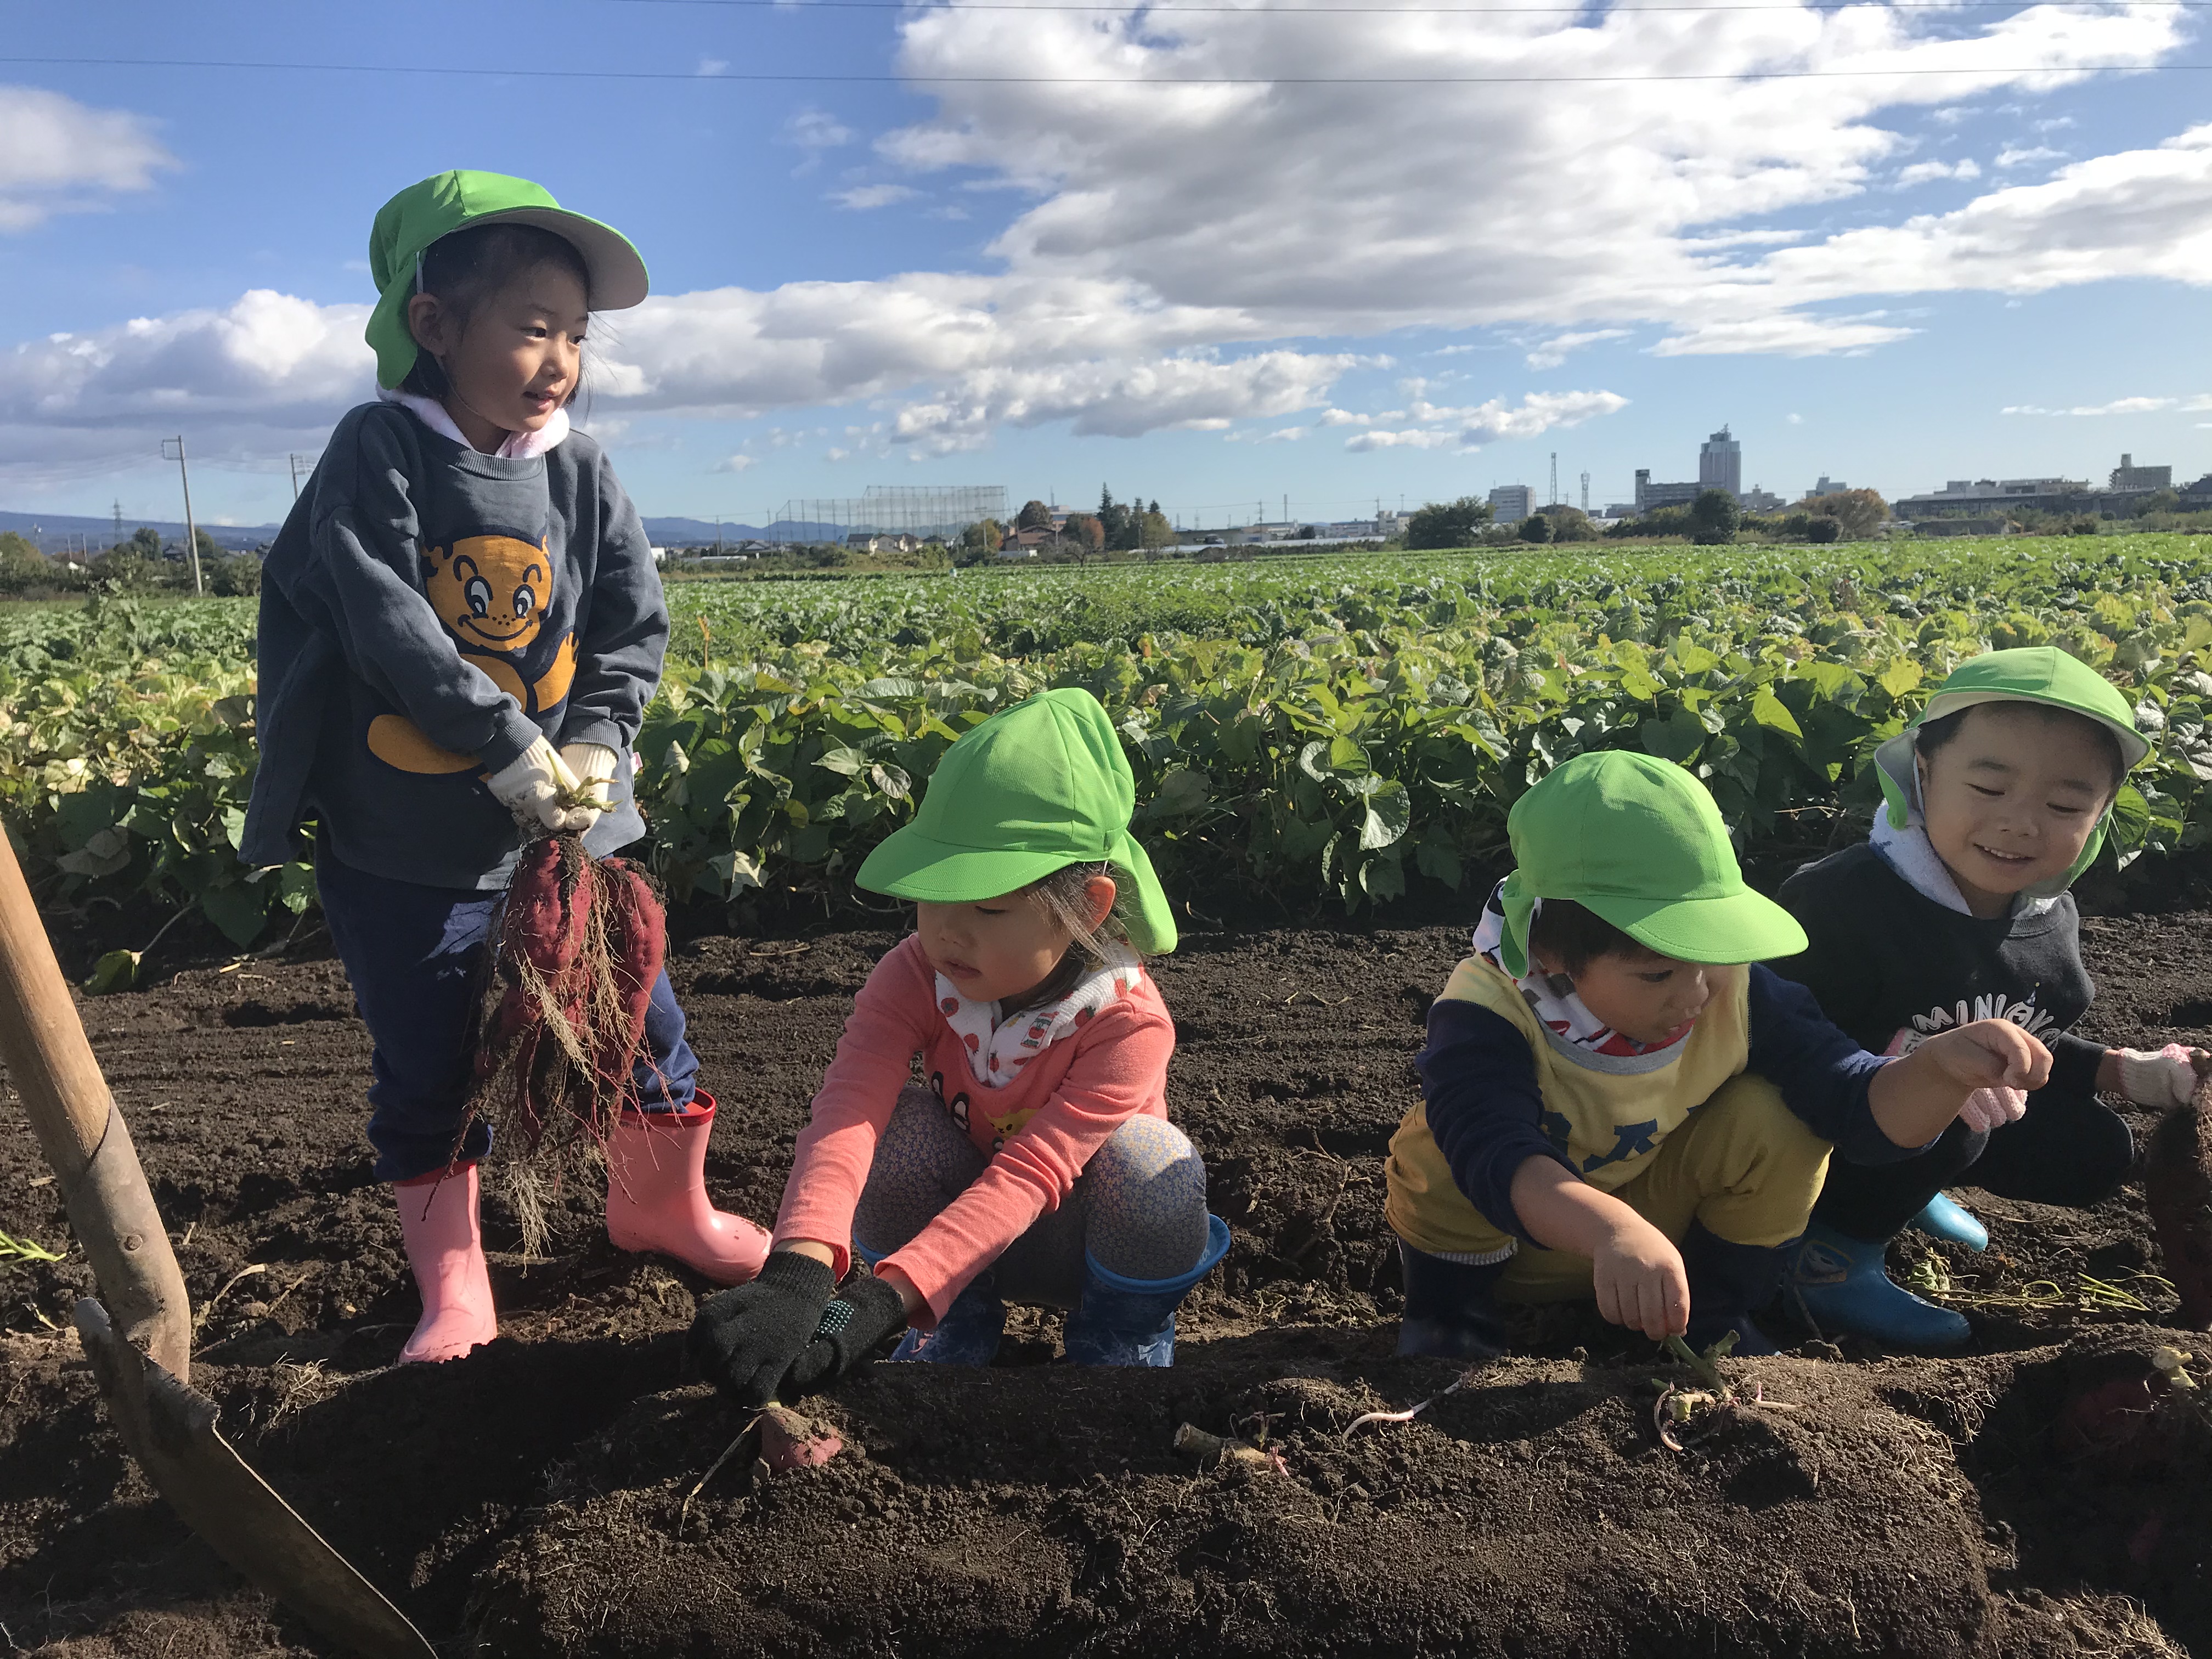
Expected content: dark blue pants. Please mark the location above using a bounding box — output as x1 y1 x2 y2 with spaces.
317 843 698 1182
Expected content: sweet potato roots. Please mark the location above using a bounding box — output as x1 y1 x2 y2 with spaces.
2145 1066 2212 1330
457 833 667 1251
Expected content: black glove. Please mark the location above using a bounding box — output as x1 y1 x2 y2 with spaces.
689 1251 838 1406
779 1272 910 1400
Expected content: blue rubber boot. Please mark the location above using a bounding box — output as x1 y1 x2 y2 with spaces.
1908 1192 1989 1252
1788 1221 1971 1352
853 1240 1008 1366
1395 1240 1511 1359
1063 1215 1232 1367
1679 1221 1788 1358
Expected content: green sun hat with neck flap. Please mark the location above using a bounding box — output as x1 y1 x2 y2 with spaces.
857 688 1178 956
364 170 650 390
1496 750 1805 978
1872 645 2147 894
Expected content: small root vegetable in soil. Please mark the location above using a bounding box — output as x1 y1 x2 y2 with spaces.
2145 1066 2212 1330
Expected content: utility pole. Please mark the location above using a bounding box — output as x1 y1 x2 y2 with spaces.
160 437 203 596
112 499 123 546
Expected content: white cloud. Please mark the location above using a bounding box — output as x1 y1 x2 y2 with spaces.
0 85 176 230
1896 158 1983 187
2002 394 2212 415
1995 144 2068 170
697 58 730 76
1525 329 1630 369
1786 411 1804 424
715 453 758 471
831 184 921 211
1342 388 1627 452
12 0 2212 476
1345 428 1459 452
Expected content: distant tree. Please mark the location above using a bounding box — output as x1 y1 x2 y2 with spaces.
2135 488 2181 518
1015 499 1053 532
1519 512 1554 544
1689 489 1741 546
1803 488 1887 540
1096 486 1134 551
211 552 263 597
961 517 1003 554
1138 509 1172 551
1404 496 1493 550
1544 505 1598 543
194 527 226 564
0 531 47 595
125 526 162 559
1803 515 1842 544
1063 513 1105 555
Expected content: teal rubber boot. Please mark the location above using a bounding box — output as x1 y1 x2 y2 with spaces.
854 1240 1007 1366
1063 1215 1231 1368
1908 1193 1989 1252
1789 1222 1971 1351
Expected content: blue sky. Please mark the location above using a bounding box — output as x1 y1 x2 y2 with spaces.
2 0 2209 529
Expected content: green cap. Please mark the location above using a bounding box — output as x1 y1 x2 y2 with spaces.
365 170 650 390
1874 645 2146 892
1496 751 1805 977
857 689 1177 955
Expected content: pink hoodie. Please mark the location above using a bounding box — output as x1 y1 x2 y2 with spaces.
772 934 1175 1324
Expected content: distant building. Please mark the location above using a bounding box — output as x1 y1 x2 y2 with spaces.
2111 453 2172 492
1739 487 1785 514
846 531 921 554
1699 427 1742 500
1893 477 2091 517
1488 484 1534 523
1633 470 1701 512
1810 476 1849 497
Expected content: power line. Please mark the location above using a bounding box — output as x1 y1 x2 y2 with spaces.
0 52 2198 83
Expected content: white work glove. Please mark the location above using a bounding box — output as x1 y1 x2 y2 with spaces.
487 736 589 833
2117 1043 2210 1110
1957 1086 2028 1133
558 742 620 833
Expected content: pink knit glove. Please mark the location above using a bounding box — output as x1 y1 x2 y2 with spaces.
2117 1043 2207 1110
1957 1086 2028 1133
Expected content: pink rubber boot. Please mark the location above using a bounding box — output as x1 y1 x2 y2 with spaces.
391 1163 498 1363
605 1093 771 1286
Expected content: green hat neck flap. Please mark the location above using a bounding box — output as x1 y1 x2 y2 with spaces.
1497 751 1805 977
856 688 1177 956
1873 646 2145 897
365 170 650 390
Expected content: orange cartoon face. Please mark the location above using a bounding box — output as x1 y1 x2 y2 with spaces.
423 532 552 652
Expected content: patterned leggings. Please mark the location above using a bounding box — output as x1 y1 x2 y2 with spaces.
853 1086 1211 1307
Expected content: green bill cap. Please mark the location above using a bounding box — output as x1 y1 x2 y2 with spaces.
365 170 650 389
1873 645 2146 891
857 688 1177 955
1496 749 1805 977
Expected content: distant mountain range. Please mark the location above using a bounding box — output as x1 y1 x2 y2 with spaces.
0 508 830 555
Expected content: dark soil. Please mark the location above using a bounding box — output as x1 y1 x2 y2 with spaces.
4 911 2212 1656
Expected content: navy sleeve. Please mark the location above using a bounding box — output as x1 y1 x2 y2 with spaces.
2049 1029 2109 1097
1746 964 1932 1165
558 448 668 754
1415 999 1578 1243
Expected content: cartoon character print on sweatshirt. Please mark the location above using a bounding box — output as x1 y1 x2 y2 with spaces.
364 529 580 775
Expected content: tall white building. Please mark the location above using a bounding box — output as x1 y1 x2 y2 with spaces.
1488 484 1534 523
1699 427 1742 500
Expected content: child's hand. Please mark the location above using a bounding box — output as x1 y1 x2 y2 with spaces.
560 742 620 832
2115 1043 2212 1109
488 736 590 833
1592 1215 1689 1341
1916 1019 2052 1097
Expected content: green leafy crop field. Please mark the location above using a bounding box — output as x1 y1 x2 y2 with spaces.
5 537 2209 978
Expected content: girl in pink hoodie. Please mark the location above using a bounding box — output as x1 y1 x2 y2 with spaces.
689 689 1229 1404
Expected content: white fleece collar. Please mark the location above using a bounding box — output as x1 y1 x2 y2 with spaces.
378 386 570 458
